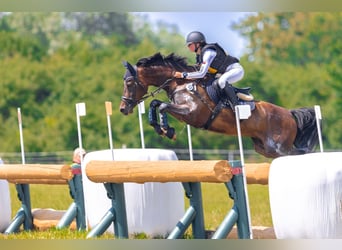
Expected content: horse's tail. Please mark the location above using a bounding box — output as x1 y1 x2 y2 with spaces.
290 107 320 153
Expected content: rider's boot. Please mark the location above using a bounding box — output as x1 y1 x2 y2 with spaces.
223 83 239 112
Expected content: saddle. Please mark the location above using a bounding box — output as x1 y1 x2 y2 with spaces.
204 79 255 109
185 79 255 129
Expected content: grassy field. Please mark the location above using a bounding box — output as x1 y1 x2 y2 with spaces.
1 181 272 239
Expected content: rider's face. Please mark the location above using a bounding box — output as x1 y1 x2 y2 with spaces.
187 43 196 53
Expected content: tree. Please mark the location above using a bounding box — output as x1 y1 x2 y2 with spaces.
234 12 341 150
234 13 341 66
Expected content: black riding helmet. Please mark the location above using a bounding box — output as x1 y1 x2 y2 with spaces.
186 31 206 45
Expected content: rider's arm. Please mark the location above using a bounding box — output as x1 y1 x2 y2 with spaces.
175 49 217 79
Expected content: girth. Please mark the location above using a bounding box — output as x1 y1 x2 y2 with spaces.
188 83 225 130
203 101 225 130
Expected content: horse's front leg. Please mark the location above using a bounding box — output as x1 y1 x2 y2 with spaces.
148 100 177 140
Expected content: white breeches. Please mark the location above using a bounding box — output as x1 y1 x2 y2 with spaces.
217 63 244 88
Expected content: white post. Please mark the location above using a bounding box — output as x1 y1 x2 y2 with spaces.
75 102 87 230
314 105 323 153
138 101 145 149
187 125 193 161
17 108 26 165
105 101 115 161
75 102 86 165
235 105 253 239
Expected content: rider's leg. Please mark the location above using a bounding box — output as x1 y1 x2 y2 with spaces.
217 63 244 111
223 83 239 111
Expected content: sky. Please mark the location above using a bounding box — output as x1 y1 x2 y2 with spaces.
137 12 254 58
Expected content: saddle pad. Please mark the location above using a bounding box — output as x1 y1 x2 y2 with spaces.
206 84 221 104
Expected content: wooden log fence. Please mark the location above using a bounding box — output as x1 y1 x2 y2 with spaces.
85 160 271 239
0 164 72 185
0 164 85 233
86 160 233 183
86 160 269 185
0 160 272 238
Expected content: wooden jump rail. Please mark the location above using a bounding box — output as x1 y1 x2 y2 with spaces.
0 164 73 184
86 160 233 183
85 160 270 239
0 164 85 233
244 162 270 185
86 160 270 185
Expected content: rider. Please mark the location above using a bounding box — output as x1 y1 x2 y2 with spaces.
174 31 244 111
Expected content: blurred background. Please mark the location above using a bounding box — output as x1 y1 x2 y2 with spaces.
0 12 340 163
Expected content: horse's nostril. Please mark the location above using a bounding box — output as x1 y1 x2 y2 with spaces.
120 107 129 115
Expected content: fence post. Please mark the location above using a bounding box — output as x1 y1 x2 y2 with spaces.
57 163 86 230
167 182 206 239
4 184 33 234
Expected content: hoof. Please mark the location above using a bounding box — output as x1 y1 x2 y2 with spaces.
162 127 176 140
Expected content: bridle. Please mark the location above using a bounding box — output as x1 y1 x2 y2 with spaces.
121 62 174 106
121 75 148 107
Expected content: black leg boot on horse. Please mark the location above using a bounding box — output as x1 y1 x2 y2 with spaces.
222 83 239 112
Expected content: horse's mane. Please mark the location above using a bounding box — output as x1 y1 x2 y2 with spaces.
136 52 190 70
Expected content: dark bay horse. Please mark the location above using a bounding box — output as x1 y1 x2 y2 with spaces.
119 52 319 158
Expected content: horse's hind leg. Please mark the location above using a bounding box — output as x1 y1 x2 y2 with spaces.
251 137 279 158
251 136 291 158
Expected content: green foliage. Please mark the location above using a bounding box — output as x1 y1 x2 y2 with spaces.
234 13 341 65
0 12 341 155
0 31 47 60
236 12 341 150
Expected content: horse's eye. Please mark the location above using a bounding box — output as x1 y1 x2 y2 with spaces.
125 78 134 87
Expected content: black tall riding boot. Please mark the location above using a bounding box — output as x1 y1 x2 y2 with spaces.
223 84 239 112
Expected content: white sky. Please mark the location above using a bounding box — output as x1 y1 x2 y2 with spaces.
139 12 254 58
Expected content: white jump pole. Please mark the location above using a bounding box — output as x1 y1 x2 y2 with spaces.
187 125 194 161
138 101 145 149
314 105 323 153
235 104 253 239
75 102 86 165
75 102 87 229
17 108 26 165
105 101 115 161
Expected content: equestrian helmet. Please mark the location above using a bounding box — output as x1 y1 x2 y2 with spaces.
186 31 206 45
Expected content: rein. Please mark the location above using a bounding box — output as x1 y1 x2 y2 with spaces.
137 77 174 103
121 75 174 108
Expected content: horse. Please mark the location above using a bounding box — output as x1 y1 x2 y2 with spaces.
119 52 320 159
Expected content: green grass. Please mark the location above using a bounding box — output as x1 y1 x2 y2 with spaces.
1 181 272 239
200 183 272 229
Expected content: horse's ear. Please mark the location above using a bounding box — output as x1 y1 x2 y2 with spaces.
122 61 129 69
122 61 136 77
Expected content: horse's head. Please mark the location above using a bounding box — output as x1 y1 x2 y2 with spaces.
119 61 147 115
120 53 191 115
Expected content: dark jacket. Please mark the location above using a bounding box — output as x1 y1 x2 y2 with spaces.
196 43 239 74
